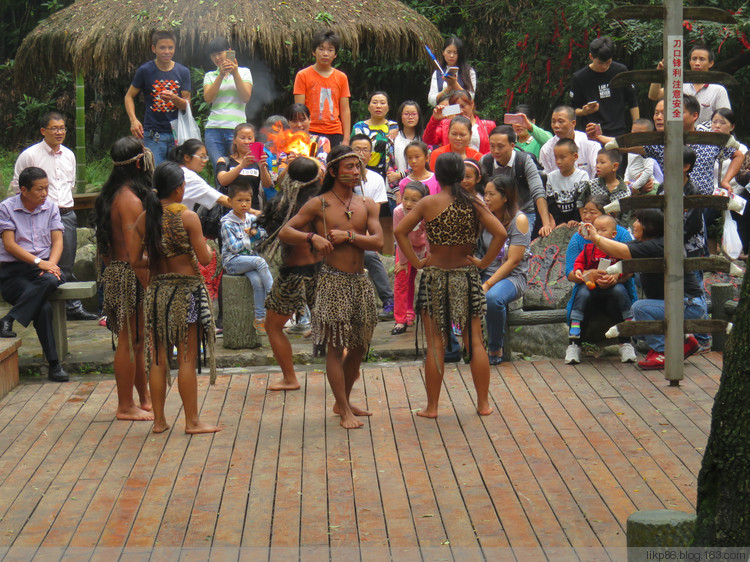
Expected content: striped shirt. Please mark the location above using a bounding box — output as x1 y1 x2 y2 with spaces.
203 67 253 129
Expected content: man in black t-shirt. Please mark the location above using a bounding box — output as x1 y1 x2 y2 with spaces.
569 36 639 138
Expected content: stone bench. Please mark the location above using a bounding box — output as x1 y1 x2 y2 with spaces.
0 338 21 400
221 275 261 349
0 281 97 358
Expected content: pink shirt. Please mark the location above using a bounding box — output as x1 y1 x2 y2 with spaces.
11 140 76 208
393 204 428 264
398 173 440 197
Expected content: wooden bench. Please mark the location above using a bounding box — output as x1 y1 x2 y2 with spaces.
0 281 97 358
0 337 21 400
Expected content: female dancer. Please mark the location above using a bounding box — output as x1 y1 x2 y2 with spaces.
395 152 506 418
130 161 221 434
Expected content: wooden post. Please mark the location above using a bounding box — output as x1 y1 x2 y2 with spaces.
710 283 734 351
75 72 86 194
664 0 685 385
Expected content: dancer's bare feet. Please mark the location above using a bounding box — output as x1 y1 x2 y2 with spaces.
185 422 222 434
477 405 494 416
339 412 364 429
116 406 154 421
333 403 372 416
268 378 301 391
140 399 153 412
416 408 438 419
152 421 170 434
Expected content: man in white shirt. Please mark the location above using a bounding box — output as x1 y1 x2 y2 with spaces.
351 134 394 319
648 44 731 127
539 106 600 180
10 112 98 321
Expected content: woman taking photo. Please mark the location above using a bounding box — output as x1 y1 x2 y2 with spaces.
216 123 273 211
129 161 220 434
202 38 253 170
564 195 637 365
479 176 531 365
427 36 476 107
579 208 704 370
428 115 482 171
395 152 506 418
424 90 495 154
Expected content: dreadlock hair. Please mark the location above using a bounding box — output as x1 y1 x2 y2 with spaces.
320 145 362 194
143 161 185 273
95 137 153 259
257 157 321 259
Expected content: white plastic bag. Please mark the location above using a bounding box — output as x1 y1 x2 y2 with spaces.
722 209 742 259
170 104 201 145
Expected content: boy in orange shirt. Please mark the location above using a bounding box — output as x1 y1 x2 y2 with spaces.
293 30 351 147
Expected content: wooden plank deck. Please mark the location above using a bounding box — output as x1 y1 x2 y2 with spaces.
0 354 723 560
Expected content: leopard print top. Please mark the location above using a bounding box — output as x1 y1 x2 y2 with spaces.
425 201 477 245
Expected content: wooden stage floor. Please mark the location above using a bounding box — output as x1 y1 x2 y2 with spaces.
0 354 723 561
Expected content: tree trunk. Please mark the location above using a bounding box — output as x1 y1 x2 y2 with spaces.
693 270 750 545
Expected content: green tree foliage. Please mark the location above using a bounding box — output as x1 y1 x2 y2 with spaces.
0 0 74 62
404 0 750 135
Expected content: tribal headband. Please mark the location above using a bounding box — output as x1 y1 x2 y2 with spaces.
112 147 156 174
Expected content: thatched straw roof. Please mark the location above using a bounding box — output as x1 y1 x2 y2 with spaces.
15 0 442 86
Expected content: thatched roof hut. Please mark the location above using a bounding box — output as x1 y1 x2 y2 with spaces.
15 0 442 86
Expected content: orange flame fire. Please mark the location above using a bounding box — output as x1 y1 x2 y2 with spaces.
264 121 313 156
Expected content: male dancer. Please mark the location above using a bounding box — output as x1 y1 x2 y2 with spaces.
94 137 153 420
280 145 382 429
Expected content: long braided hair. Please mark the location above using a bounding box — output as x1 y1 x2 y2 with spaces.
94 137 153 259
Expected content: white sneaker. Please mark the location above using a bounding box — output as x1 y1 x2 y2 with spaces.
565 343 581 364
619 343 637 363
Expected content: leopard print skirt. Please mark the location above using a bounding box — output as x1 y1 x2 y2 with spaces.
265 262 321 318
145 273 216 385
312 263 377 350
101 260 144 360
416 265 486 342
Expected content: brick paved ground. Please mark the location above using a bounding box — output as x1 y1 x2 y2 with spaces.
0 353 722 560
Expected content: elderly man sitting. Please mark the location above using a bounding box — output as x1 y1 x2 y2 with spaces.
0 167 67 381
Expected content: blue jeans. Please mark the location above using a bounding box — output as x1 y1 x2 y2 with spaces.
224 255 273 319
143 130 174 165
570 283 633 323
364 250 393 304
485 278 519 354
631 296 707 352
204 128 235 171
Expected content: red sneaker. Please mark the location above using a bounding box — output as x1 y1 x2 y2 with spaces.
683 335 700 360
638 349 665 370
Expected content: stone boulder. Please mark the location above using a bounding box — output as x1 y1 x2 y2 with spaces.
523 226 575 310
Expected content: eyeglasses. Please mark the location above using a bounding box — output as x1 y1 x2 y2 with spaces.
192 154 210 162
402 113 419 118
45 127 66 133
352 147 371 154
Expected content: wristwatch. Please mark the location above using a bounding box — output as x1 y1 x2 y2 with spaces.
33 257 41 266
